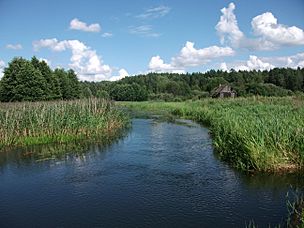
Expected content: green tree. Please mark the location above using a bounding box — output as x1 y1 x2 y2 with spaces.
0 57 47 101
96 89 109 99
67 69 81 99
31 56 55 99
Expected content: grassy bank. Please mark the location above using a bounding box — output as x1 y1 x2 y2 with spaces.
0 98 129 149
119 96 304 172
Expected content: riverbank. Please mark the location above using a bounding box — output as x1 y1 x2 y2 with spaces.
0 98 130 150
119 96 304 172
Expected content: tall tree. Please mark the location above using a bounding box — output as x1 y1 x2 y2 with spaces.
31 56 55 99
0 57 47 101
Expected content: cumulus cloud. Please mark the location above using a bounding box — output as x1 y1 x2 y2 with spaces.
33 38 115 81
220 53 304 72
149 56 175 72
251 12 304 46
148 41 234 73
69 18 101 32
236 55 274 71
261 52 304 69
129 25 161 37
136 5 171 19
172 41 235 67
216 3 244 47
33 38 68 51
109 68 129 81
216 3 304 50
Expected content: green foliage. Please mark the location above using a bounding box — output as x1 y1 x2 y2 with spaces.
53 68 81 100
0 57 47 101
82 68 303 101
96 89 109 99
1 56 303 102
0 57 81 102
246 83 293 96
110 83 148 101
0 99 129 148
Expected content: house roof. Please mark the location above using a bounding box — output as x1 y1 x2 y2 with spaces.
211 84 229 97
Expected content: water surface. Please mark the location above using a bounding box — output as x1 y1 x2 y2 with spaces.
0 119 303 227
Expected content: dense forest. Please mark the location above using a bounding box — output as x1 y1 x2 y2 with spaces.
1 56 304 102
83 67 304 101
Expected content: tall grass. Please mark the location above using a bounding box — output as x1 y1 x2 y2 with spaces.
120 96 304 172
0 98 129 149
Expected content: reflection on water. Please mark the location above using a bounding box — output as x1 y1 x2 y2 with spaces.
0 130 127 170
0 119 303 227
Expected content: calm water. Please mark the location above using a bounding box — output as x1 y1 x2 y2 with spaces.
0 119 303 227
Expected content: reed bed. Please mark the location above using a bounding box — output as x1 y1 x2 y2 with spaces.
120 96 304 172
0 98 129 149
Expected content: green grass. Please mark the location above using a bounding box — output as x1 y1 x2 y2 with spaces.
119 96 304 172
0 98 129 149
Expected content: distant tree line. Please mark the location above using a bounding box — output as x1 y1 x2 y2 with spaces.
84 68 304 101
0 56 303 102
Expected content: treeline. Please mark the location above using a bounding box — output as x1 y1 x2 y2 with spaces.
1 56 304 102
0 57 80 102
84 68 304 101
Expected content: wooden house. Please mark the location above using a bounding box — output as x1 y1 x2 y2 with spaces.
211 84 236 98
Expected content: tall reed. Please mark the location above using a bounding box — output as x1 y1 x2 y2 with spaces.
120 96 304 172
0 98 129 149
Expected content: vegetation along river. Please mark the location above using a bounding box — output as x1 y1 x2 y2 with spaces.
0 119 303 227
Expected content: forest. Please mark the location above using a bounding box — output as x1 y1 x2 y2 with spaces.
0 56 304 102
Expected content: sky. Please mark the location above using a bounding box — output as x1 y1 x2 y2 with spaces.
1 0 304 81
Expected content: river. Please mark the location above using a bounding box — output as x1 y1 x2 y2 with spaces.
0 119 303 227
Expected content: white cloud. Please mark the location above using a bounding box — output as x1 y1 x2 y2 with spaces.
148 41 234 73
261 52 304 69
129 25 161 37
172 41 235 67
216 3 244 47
147 55 186 73
101 32 113 38
109 68 129 81
220 52 304 72
33 38 68 51
136 5 171 19
220 62 228 71
251 12 304 46
6 43 22 50
242 55 274 71
216 3 304 50
33 38 113 81
149 56 175 72
69 18 101 33
0 60 5 79
39 58 51 65
222 55 275 71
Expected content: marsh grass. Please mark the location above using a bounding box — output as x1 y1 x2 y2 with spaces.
0 98 129 149
119 96 304 172
287 191 304 228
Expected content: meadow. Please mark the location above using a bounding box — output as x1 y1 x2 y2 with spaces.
120 96 304 172
0 98 129 150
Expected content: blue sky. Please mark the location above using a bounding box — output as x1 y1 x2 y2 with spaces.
1 0 304 81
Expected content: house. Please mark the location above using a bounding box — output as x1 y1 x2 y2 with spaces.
211 84 236 98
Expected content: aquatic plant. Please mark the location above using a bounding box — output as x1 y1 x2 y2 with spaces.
119 96 304 172
0 98 129 148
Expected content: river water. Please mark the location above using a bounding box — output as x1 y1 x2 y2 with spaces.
0 119 303 227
